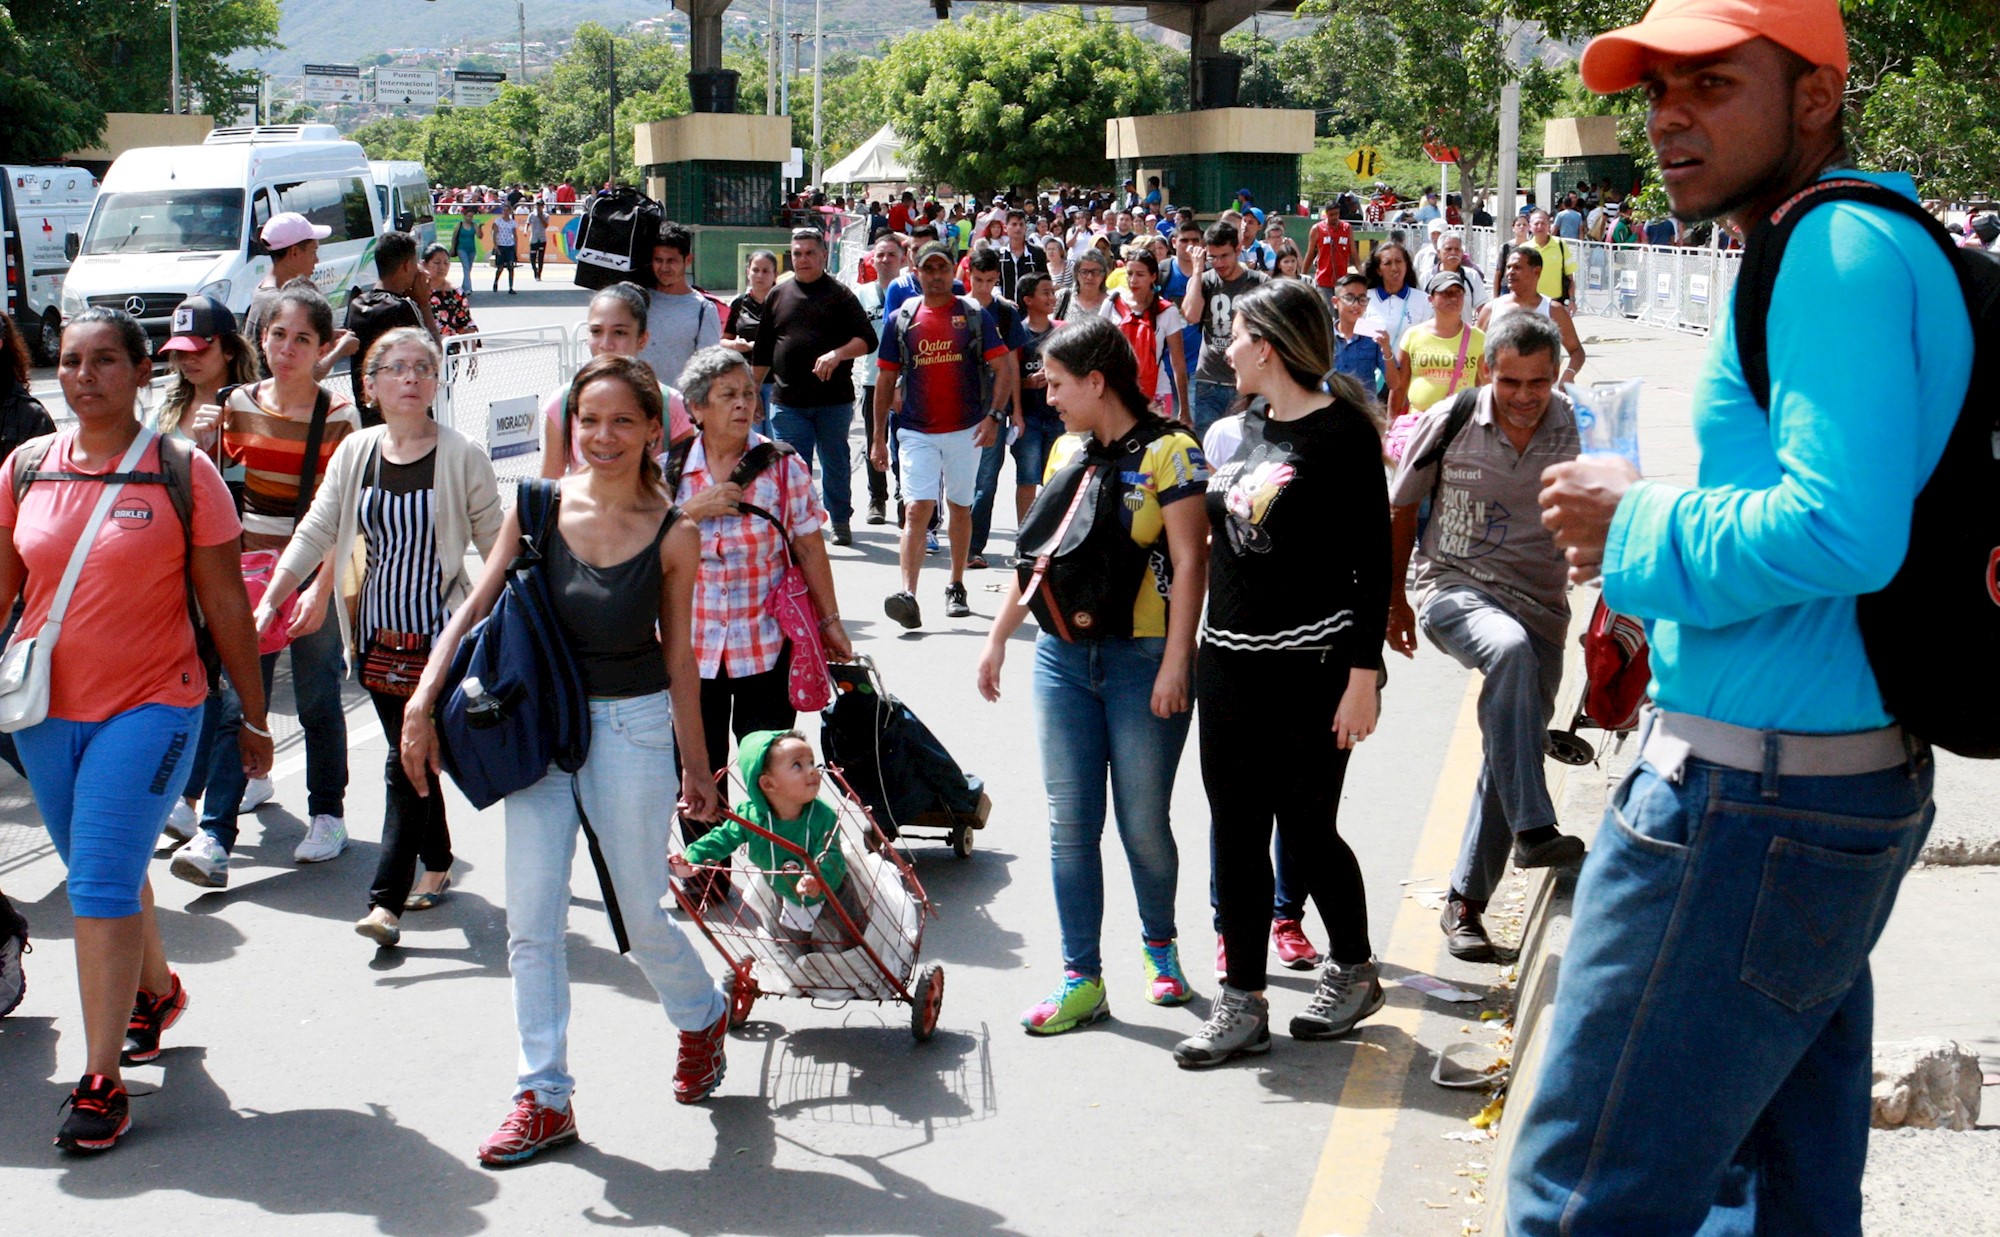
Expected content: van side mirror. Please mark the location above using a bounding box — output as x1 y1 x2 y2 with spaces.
64 233 80 261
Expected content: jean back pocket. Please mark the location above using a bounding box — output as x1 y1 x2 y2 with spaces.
1740 836 1903 1012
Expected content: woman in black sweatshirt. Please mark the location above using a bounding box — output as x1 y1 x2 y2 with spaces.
1174 279 1392 1068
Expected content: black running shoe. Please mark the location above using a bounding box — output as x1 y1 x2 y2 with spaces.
55 1074 130 1153
121 972 188 1065
944 582 971 618
0 894 27 1018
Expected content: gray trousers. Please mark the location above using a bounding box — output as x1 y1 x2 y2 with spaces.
1419 585 1564 902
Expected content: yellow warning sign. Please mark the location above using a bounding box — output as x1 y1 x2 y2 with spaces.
1345 146 1381 178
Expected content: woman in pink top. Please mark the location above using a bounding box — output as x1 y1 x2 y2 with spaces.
0 309 270 1153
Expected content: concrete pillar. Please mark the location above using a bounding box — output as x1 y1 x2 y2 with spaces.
1148 0 1271 108
676 0 731 74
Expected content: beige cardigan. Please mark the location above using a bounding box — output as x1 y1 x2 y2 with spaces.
277 423 504 658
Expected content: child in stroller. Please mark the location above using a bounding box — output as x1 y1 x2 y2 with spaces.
673 730 866 950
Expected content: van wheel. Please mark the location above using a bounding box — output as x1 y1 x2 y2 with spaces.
32 310 61 367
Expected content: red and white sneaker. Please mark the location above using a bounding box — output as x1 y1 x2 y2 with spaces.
673 1011 729 1104
55 1073 130 1153
476 1091 577 1166
122 972 189 1064
1271 918 1322 970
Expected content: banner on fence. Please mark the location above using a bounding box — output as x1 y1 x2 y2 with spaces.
488 395 542 460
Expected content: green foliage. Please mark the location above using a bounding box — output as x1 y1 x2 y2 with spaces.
873 12 1168 193
1855 57 2000 200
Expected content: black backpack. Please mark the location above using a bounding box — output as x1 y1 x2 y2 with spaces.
1733 178 2000 757
343 288 423 416
572 189 663 291
1014 421 1176 641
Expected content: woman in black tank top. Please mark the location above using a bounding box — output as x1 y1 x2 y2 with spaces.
401 355 734 1163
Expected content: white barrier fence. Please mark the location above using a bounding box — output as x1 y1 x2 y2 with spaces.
1463 226 1742 336
436 323 577 503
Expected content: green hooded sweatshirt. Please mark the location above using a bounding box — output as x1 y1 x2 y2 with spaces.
681 729 847 906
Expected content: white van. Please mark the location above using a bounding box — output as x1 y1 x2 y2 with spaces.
2 166 98 363
371 160 436 249
60 125 384 345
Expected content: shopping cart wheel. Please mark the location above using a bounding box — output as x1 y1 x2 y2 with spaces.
950 822 975 859
1544 729 1596 766
728 970 758 1029
911 962 944 1042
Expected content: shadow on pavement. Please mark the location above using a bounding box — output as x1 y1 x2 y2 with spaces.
0 1030 497 1236
16 883 250 965
900 849 1023 970
761 1023 995 1134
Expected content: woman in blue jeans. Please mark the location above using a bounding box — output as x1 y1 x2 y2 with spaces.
976 314 1210 1036
401 354 729 1168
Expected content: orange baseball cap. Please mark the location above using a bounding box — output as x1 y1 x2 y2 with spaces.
1578 0 1849 94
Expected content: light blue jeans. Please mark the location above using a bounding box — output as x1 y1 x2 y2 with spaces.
1507 738 1934 1235
503 692 727 1111
1033 633 1190 978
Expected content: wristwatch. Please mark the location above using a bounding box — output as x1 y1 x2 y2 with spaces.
987 408 1009 422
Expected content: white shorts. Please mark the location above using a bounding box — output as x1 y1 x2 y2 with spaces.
896 424 981 507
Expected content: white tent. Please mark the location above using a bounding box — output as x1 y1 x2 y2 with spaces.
823 124 910 186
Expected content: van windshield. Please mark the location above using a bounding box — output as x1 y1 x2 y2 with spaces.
83 188 244 255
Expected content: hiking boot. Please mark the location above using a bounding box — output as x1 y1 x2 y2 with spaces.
0 894 29 1018
162 799 196 843
1440 893 1495 962
1142 940 1192 1006
1021 972 1110 1035
673 1010 729 1104
884 591 922 630
1290 958 1385 1041
1513 829 1586 870
866 500 887 525
122 971 188 1064
295 815 348 863
831 522 853 547
476 1092 577 1166
238 775 274 813
55 1074 130 1154
943 582 971 618
170 830 229 888
1271 918 1321 970
1173 987 1271 1069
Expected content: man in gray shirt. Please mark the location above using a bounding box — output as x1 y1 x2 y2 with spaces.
1180 220 1268 437
638 221 721 392
1386 312 1582 961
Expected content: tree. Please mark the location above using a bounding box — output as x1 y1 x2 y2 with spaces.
0 8 102 161
873 12 1169 193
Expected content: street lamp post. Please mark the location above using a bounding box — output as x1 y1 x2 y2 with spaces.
519 1 528 86
169 0 182 114
811 0 823 187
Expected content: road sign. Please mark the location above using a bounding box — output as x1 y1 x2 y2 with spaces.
370 67 439 108
1344 146 1381 178
1423 140 1461 165
302 63 362 104
450 70 505 108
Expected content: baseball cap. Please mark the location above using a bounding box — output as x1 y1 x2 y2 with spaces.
261 211 332 251
1245 207 1266 224
1424 269 1469 295
1235 188 1254 201
159 295 238 354
1579 0 1849 94
914 242 954 267
1604 200 1623 216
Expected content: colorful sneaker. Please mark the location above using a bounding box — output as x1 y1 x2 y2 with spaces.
294 814 348 863
1271 918 1321 970
0 894 28 1018
162 799 197 843
1290 957 1385 1041
1142 940 1192 1006
55 1073 130 1153
673 1010 729 1104
1173 987 1271 1069
1021 972 1110 1035
476 1092 577 1166
122 971 188 1064
1214 935 1228 982
171 830 230 888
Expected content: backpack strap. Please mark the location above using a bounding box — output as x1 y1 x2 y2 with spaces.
155 434 221 690
512 477 561 570
9 433 58 505
293 386 333 523
661 436 697 496
1734 178 1962 412
1410 387 1482 507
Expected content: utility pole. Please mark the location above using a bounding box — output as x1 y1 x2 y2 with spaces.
811 0 823 186
607 37 618 186
169 0 182 114
519 1 528 86
1497 20 1523 222
767 0 778 114
779 0 790 116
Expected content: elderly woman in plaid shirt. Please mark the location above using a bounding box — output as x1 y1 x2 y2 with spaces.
672 346 852 808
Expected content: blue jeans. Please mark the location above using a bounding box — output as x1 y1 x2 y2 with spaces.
1506 740 1935 1235
1193 380 1237 439
504 692 727 1111
200 616 350 851
756 382 775 440
968 437 1008 559
458 252 474 295
772 399 854 525
1033 634 1190 978
1010 410 1066 488
16 702 202 918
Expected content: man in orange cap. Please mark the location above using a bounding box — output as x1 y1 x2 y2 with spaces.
1517 1 1976 1233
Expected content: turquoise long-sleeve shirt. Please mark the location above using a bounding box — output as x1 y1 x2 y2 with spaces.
1601 170 1972 733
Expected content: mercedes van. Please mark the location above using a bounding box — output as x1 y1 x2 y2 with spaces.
2 165 98 363
60 125 383 345
371 160 436 248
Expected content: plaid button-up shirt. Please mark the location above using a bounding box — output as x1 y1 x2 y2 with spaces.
673 433 826 679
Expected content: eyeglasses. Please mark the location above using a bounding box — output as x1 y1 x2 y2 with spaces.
1337 294 1368 305
371 360 438 381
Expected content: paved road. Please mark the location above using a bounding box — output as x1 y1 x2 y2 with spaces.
7 288 1991 1235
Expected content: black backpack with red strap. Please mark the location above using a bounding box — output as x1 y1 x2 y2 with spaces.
1733 178 2000 757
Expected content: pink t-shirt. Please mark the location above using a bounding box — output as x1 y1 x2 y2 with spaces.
542 383 695 470
0 432 241 722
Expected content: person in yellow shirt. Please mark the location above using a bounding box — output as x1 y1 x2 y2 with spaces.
1394 270 1487 415
1525 209 1575 303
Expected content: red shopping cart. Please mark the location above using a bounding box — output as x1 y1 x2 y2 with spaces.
670 766 945 1041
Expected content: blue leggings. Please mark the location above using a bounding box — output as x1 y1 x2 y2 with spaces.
15 702 203 918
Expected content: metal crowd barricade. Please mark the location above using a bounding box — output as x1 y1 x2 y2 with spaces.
1462 226 1740 337
835 215 869 284
435 324 576 503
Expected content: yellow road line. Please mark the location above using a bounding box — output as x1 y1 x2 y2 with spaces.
1297 677 1486 1237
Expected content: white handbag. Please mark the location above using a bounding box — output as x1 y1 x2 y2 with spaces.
0 429 156 733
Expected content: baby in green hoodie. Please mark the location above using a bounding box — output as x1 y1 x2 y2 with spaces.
674 730 863 943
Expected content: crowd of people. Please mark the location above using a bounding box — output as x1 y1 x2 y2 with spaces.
0 7 1972 1235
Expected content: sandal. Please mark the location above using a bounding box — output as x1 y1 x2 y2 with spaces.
403 874 452 913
